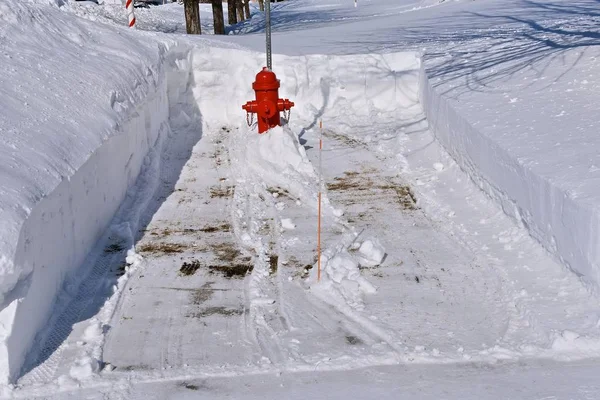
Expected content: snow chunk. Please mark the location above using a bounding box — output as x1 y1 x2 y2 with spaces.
82 320 103 343
358 239 386 266
552 330 582 351
281 218 296 230
69 356 99 381
327 253 359 284
312 250 377 310
125 249 143 269
545 330 600 359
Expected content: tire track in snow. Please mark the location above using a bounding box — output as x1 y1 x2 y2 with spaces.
227 126 409 368
228 132 290 368
397 130 600 356
102 125 255 373
307 126 511 361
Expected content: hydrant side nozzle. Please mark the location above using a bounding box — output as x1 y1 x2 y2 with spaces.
277 98 295 111
242 101 258 113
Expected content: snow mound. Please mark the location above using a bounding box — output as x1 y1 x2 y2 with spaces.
246 125 316 184
312 250 377 311
241 125 338 215
357 239 386 267
549 330 600 358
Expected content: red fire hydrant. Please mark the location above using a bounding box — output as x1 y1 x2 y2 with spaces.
242 67 294 134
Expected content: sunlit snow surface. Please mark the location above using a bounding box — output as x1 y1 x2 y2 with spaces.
1 0 600 398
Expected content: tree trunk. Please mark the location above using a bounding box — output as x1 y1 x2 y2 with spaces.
212 0 225 34
258 0 264 12
236 0 245 21
228 0 237 25
184 0 201 34
244 0 250 19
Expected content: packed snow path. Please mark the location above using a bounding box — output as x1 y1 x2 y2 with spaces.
100 124 506 375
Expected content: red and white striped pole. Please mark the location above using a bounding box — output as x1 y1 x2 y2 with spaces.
126 0 136 27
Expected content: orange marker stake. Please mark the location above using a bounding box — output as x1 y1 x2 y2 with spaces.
317 121 323 282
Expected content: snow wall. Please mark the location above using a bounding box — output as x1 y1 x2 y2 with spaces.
419 62 600 288
0 1 203 383
190 48 420 135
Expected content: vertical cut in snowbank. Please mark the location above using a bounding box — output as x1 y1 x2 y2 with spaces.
419 59 600 288
189 48 421 134
0 0 203 384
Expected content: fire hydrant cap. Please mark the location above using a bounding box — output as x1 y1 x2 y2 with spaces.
253 67 280 91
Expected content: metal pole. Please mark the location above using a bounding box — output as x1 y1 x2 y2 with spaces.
265 0 272 70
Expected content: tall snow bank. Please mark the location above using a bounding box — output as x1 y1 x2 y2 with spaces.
419 51 600 288
189 48 421 134
0 1 197 384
